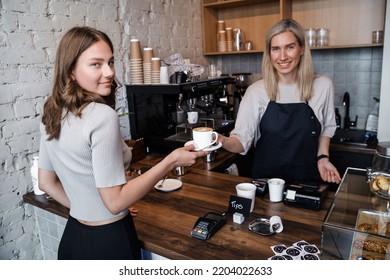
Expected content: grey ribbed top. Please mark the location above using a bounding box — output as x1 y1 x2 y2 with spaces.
39 103 132 221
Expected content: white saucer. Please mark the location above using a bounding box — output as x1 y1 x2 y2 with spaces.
154 178 182 192
184 140 222 152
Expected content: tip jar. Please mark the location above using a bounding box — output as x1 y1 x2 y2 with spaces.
367 142 390 199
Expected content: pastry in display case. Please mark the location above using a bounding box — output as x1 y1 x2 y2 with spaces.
322 167 390 260
349 210 390 260
367 142 390 200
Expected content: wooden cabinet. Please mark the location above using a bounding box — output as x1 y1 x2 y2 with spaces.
202 0 386 55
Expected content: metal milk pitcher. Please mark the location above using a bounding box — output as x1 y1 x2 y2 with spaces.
233 28 244 51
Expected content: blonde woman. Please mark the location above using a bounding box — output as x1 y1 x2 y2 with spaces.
220 19 341 184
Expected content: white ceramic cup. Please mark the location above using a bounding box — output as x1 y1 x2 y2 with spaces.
160 66 169 84
192 127 218 150
267 178 285 202
187 111 199 124
235 183 257 212
269 215 283 233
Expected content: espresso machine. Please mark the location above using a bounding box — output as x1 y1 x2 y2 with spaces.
232 73 252 119
126 77 236 153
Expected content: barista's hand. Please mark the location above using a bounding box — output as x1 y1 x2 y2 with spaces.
317 158 341 184
218 134 244 153
217 133 225 144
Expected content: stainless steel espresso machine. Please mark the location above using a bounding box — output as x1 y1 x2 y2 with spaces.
126 77 236 153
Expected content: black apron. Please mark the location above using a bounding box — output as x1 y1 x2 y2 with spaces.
252 101 322 183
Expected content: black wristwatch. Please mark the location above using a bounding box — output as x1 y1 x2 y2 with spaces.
317 154 329 161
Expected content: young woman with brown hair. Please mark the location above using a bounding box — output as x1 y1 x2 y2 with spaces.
38 26 207 260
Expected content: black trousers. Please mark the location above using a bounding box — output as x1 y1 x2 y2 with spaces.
58 214 141 260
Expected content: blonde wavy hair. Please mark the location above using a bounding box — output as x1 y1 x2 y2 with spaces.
262 19 314 102
42 26 118 140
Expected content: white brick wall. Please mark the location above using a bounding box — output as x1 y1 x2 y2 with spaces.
0 0 206 260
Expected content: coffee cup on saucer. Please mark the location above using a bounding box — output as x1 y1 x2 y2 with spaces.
192 127 218 151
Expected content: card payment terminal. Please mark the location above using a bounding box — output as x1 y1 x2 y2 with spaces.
191 212 227 240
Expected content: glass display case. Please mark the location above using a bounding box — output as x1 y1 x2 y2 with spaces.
322 168 390 260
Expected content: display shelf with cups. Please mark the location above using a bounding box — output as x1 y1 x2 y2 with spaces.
201 0 385 56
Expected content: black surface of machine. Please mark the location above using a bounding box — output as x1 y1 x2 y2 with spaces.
126 77 236 153
283 182 329 211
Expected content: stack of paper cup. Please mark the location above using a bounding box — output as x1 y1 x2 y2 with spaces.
217 20 227 52
130 39 143 84
218 30 227 52
151 57 161 84
226 27 233 52
217 20 225 32
143 47 154 84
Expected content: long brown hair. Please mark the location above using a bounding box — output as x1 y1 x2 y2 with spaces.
262 19 314 102
42 26 118 140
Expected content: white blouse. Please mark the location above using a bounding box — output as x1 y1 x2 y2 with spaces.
230 75 337 155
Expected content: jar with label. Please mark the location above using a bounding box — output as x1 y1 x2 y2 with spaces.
372 142 390 173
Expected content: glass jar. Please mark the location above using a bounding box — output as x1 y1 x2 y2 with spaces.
305 28 317 47
372 142 390 172
368 142 390 199
316 28 329 47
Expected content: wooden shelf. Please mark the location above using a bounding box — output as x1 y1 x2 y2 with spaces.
202 0 289 54
310 43 384 51
203 0 278 9
204 49 262 56
292 0 385 48
204 43 384 56
202 0 385 56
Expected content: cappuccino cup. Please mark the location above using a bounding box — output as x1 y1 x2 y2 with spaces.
192 127 218 150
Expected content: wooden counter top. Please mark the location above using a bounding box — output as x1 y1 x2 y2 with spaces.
23 151 334 260
330 142 376 155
